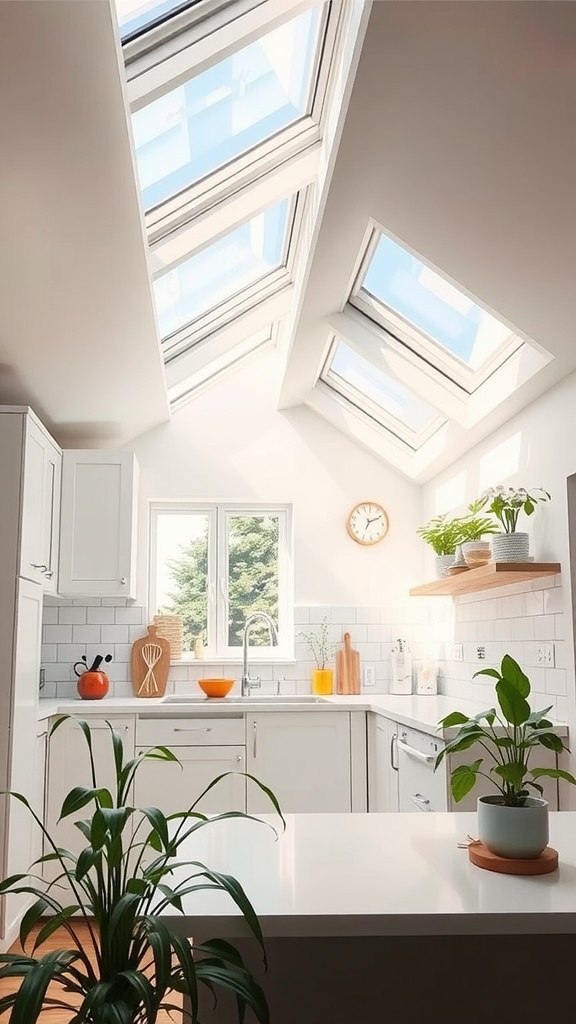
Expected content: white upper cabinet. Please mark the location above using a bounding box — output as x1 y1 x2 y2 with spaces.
19 416 62 592
58 450 139 598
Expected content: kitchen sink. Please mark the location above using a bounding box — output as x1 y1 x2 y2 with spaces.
163 694 329 705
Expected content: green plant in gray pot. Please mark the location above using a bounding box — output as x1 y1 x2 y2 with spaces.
0 715 284 1023
416 513 464 577
436 655 576 858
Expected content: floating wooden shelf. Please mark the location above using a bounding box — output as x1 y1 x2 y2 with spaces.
409 562 561 597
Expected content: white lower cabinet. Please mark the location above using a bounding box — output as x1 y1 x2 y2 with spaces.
134 747 246 815
246 712 352 813
45 716 136 866
133 716 247 815
367 714 398 812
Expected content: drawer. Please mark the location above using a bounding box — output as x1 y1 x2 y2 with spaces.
135 716 245 747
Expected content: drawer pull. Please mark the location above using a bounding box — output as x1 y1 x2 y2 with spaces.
397 738 435 763
173 727 212 733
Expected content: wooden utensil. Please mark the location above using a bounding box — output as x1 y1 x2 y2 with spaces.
131 625 170 698
337 632 361 695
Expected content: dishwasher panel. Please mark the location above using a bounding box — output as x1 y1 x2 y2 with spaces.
397 725 447 812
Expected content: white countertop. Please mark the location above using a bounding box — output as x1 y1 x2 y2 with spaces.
166 811 576 938
37 692 539 736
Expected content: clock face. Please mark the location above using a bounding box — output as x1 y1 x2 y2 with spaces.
346 502 389 546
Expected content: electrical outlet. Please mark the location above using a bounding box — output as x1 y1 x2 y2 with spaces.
363 664 375 687
537 643 555 667
446 643 464 662
476 645 486 661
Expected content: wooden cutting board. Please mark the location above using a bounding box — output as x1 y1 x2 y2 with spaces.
131 625 171 698
336 632 360 695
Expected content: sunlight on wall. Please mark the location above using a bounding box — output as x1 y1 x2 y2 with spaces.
478 432 522 491
434 471 467 513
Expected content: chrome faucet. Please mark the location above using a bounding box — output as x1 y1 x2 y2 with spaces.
241 612 278 696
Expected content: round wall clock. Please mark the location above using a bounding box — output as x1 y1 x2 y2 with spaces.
346 501 390 546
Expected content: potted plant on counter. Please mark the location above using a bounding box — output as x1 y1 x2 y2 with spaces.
299 616 336 694
435 655 576 858
0 715 284 1023
477 485 551 562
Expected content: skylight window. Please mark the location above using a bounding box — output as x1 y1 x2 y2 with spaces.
154 197 291 342
131 5 321 211
115 0 194 40
322 338 444 447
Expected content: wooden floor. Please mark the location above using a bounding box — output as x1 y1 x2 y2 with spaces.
0 920 182 1022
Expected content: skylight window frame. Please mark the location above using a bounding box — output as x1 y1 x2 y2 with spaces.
319 335 447 452
125 1 333 233
350 225 526 396
158 188 304 362
168 325 275 410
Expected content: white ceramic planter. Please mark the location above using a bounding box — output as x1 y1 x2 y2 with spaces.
434 554 454 578
477 795 549 859
490 532 530 562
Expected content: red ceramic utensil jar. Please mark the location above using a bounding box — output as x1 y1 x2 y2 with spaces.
77 670 109 700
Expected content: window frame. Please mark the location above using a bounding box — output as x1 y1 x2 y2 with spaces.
149 501 293 661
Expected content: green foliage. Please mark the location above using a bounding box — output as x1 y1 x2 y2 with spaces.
0 716 285 1024
161 516 279 651
299 616 336 670
477 486 551 534
417 505 497 555
436 655 576 807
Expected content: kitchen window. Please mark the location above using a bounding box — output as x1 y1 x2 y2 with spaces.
149 502 293 660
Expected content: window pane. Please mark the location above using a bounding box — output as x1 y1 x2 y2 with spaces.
153 198 290 340
154 512 209 653
115 0 192 40
131 6 321 210
227 515 279 648
329 340 439 434
361 234 512 368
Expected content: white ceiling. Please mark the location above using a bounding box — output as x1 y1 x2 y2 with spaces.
1 0 575 465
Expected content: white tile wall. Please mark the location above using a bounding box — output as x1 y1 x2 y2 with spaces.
40 580 569 716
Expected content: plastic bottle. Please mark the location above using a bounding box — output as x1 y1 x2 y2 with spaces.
194 636 204 660
390 639 412 694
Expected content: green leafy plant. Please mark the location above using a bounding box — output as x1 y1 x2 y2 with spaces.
299 616 336 669
0 716 284 1024
477 485 551 534
436 655 576 806
416 513 464 556
458 499 500 542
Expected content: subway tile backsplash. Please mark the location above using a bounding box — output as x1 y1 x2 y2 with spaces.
40 576 569 718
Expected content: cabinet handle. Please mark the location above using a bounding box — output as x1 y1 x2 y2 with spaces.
173 727 212 733
30 563 47 571
410 793 431 810
253 720 257 759
390 733 398 772
397 738 435 763
43 569 53 579
236 754 243 762
120 578 127 585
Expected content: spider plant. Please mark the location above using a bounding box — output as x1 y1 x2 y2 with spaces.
0 715 284 1024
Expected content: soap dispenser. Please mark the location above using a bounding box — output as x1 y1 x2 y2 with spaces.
390 639 412 695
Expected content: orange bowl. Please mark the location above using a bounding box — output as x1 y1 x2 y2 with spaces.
197 677 235 699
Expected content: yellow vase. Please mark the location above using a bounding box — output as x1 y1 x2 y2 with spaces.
312 668 333 695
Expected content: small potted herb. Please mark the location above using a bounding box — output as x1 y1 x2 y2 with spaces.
436 655 576 858
416 513 465 577
299 616 337 694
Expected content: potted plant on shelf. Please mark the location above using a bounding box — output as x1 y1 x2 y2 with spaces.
0 715 284 1023
416 513 465 578
477 485 551 562
299 616 336 694
458 499 500 568
435 654 576 858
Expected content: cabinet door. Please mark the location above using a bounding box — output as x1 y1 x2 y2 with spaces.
45 717 136 866
20 418 62 592
1 579 43 939
367 714 399 812
134 746 247 816
246 712 351 813
58 450 138 598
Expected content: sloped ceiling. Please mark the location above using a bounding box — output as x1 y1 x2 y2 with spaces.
0 0 169 447
0 0 575 461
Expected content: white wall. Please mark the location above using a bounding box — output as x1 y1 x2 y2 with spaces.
422 371 576 803
129 350 423 610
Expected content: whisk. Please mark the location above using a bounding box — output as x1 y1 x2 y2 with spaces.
138 642 163 695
